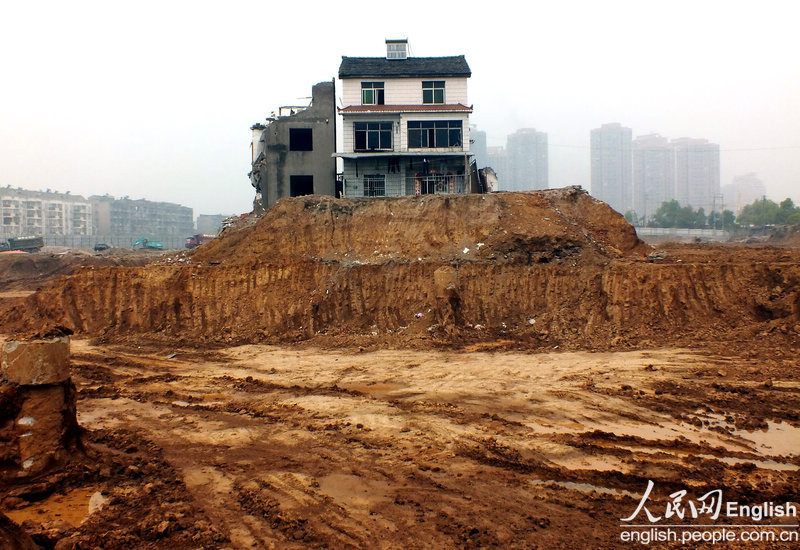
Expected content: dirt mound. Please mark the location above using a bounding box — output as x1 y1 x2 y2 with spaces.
766 224 800 246
0 190 798 351
192 187 649 266
0 251 156 293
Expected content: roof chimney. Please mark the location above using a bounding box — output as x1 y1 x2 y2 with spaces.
386 38 408 60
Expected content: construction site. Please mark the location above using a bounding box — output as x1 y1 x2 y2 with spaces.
1 188 799 549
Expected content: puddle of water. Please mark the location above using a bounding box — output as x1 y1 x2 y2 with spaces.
530 479 637 498
5 487 99 527
733 421 800 457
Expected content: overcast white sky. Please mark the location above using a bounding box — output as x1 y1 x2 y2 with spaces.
1 0 798 218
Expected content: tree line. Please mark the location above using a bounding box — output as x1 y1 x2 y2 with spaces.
624 197 800 229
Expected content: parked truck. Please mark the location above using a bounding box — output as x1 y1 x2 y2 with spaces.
184 233 216 249
131 238 164 250
1 235 45 253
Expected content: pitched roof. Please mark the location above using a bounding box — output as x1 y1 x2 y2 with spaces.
338 56 471 79
339 104 473 113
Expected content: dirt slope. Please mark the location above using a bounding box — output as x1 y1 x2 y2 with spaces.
1 189 798 352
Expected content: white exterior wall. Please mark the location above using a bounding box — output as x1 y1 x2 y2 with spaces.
341 77 469 106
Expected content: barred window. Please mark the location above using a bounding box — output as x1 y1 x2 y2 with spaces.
364 175 386 197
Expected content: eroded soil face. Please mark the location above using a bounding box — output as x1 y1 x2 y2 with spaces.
3 340 797 549
1 194 798 548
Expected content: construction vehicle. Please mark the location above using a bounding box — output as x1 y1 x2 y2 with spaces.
1 235 45 253
132 238 164 250
184 233 216 249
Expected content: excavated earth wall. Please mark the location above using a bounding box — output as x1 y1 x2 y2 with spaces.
1 189 799 349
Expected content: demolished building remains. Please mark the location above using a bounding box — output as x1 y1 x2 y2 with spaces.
249 81 337 210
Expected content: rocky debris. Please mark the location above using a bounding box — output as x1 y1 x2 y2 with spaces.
0 511 39 550
1 337 81 481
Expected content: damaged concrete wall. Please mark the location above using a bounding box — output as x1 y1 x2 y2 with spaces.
251 80 337 210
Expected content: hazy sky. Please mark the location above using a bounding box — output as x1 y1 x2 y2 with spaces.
2 0 798 218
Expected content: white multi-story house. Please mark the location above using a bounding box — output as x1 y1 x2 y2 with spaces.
337 39 475 197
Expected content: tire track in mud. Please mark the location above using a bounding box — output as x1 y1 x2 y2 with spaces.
62 343 800 548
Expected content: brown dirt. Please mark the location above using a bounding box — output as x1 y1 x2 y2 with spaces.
0 250 156 293
0 189 798 549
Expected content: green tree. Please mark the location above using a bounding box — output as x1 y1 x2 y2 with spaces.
777 198 800 224
737 197 794 225
722 210 737 230
708 210 737 230
651 200 713 228
624 210 640 225
651 200 682 227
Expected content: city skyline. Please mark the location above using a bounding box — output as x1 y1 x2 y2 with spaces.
2 1 797 215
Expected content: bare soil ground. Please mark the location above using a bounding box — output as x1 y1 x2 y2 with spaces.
1 191 798 548
1 339 798 549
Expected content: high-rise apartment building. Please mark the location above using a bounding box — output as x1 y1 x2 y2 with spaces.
0 188 92 238
590 123 633 214
506 128 548 191
671 137 720 214
722 173 766 213
470 126 488 170
486 146 508 187
91 195 194 241
633 134 674 223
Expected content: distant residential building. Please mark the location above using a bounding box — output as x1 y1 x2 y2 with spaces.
671 137 720 214
590 123 633 214
633 134 674 222
470 126 488 169
337 39 475 197
249 80 337 210
722 173 766 213
90 195 194 240
0 187 92 238
506 128 548 191
196 214 230 235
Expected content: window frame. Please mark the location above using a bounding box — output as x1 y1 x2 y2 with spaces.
422 80 446 104
407 120 463 149
289 128 313 151
361 81 385 105
354 121 393 151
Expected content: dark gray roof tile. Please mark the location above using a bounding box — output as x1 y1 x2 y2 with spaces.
339 56 471 79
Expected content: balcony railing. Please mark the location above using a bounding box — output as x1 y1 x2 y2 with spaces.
345 174 469 198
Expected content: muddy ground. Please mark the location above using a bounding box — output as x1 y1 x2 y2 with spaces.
1 334 798 549
1 193 798 549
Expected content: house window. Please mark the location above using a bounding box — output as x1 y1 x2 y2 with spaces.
354 121 392 151
408 120 462 148
364 175 386 197
290 175 314 197
361 82 385 105
422 81 445 104
289 128 313 151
